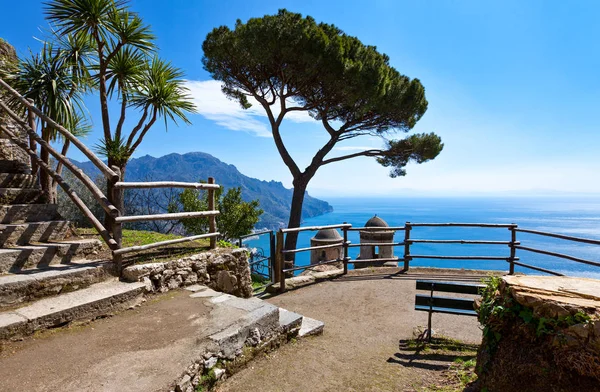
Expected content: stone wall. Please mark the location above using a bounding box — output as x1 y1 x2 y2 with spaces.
122 248 253 298
475 275 600 392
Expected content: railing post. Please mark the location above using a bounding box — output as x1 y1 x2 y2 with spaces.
207 177 216 249
269 231 276 284
508 224 517 275
111 166 123 276
275 230 285 293
403 222 412 272
26 100 38 180
342 222 349 275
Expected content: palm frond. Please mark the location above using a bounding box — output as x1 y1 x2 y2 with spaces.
130 56 196 127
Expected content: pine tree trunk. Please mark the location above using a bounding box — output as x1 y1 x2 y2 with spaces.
283 178 308 275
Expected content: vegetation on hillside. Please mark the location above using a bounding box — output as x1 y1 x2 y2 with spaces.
73 152 332 229
172 185 263 241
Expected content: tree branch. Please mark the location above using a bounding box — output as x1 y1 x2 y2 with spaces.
129 108 157 154
115 90 127 142
321 149 384 166
125 106 149 149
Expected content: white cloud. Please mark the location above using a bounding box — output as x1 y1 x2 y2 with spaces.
184 80 315 137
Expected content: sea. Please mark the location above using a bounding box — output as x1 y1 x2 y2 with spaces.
245 196 600 279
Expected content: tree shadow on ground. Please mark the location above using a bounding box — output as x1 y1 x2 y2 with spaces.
387 338 478 371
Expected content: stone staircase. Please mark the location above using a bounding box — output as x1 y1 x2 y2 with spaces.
0 125 116 326
0 156 103 274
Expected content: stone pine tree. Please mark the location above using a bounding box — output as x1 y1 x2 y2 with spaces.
44 0 196 230
202 10 444 264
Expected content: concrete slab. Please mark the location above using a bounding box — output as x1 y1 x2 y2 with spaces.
298 316 325 337
184 284 206 292
279 308 303 333
0 280 145 339
189 287 220 298
210 293 235 304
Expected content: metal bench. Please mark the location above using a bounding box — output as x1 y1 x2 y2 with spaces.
415 280 484 341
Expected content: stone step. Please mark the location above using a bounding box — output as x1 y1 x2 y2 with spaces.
278 308 304 334
0 160 31 175
0 173 37 188
298 316 325 337
0 187 46 204
0 284 325 391
0 238 103 274
0 220 71 247
0 260 113 310
0 203 60 224
0 280 145 340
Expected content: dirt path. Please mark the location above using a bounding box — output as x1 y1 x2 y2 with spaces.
219 269 487 392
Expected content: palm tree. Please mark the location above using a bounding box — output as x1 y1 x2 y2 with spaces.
12 40 91 202
44 0 196 228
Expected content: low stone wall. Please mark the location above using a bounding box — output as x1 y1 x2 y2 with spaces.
122 248 253 298
475 275 600 392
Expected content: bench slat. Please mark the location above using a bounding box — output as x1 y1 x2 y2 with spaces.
415 305 478 317
415 294 476 311
416 280 483 295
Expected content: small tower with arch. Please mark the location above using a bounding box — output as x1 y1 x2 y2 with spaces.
356 215 398 268
310 228 343 268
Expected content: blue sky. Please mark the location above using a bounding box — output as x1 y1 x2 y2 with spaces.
2 0 599 197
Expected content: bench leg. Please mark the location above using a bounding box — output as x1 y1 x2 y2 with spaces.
427 309 432 342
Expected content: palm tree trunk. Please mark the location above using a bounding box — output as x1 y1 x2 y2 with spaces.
50 139 70 204
39 127 52 203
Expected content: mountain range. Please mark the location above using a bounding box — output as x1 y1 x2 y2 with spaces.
73 152 333 229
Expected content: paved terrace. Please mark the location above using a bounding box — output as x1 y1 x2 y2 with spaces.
0 268 487 391
221 267 487 392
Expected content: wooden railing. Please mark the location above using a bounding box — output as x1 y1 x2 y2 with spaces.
274 222 600 293
0 78 219 273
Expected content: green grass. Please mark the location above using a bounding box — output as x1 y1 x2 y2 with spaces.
76 227 211 264
251 273 271 294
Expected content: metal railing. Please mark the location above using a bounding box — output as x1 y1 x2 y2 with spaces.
273 222 600 293
0 78 220 274
238 230 275 294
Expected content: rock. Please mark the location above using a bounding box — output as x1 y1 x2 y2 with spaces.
141 277 153 292
167 275 183 290
247 327 261 346
175 375 191 392
214 368 226 380
216 271 238 294
566 323 590 339
204 356 218 369
121 263 165 282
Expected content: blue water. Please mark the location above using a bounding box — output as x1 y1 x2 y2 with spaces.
245 196 600 279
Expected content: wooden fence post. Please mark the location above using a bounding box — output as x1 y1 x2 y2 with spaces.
26 100 38 179
508 224 517 275
111 166 123 276
342 222 349 275
207 177 216 249
403 222 412 272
